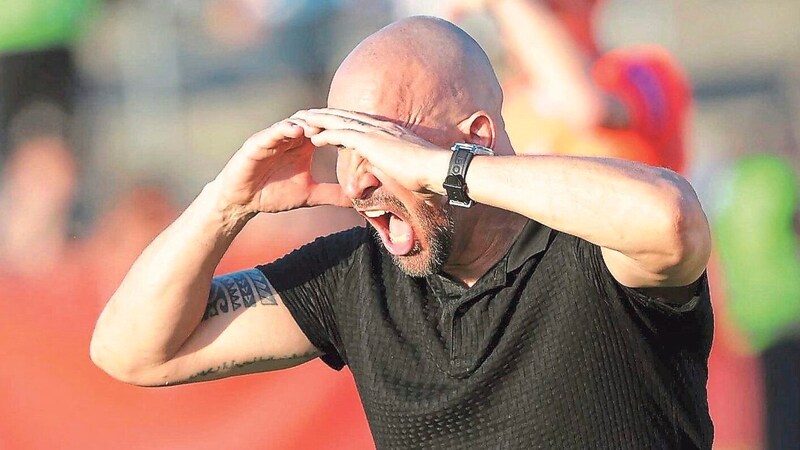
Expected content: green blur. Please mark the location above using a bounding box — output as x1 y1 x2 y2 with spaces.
715 154 800 351
0 0 99 53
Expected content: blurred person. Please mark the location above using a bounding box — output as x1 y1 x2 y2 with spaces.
92 17 713 449
0 0 99 277
448 0 690 173
0 0 98 165
715 154 800 450
0 138 77 277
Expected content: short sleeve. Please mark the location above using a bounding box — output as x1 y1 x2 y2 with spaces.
592 45 691 173
257 227 369 370
576 237 713 352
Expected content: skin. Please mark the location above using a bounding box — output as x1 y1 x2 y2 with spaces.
90 16 711 387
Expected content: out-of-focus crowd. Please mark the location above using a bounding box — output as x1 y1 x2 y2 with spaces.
1 1 798 449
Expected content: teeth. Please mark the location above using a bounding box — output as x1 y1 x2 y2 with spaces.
364 210 387 218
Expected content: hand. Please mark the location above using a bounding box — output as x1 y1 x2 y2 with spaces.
214 119 351 216
291 109 451 196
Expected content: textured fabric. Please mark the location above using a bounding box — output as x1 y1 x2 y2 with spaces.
260 221 714 449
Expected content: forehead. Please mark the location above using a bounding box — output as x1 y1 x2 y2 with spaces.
329 74 402 119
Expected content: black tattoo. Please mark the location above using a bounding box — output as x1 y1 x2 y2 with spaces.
182 352 319 383
203 269 277 321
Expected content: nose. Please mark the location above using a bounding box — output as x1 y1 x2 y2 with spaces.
338 152 381 200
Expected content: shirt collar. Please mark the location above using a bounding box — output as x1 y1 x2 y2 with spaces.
426 220 553 299
506 220 553 273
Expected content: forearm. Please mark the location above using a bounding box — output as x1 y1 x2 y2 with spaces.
91 180 252 377
490 0 602 129
464 155 710 280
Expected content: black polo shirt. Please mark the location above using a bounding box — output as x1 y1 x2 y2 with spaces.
259 220 714 449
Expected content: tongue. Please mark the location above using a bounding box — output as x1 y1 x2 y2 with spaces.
385 214 415 256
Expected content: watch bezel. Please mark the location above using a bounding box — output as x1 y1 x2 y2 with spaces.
451 142 495 156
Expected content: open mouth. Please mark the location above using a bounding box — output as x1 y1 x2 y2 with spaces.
360 208 416 256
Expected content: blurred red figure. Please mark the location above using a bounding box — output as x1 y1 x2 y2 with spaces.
450 0 689 173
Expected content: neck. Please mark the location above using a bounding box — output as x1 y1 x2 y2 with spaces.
442 208 527 287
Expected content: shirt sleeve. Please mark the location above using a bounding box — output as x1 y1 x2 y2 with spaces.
576 237 714 353
256 227 368 370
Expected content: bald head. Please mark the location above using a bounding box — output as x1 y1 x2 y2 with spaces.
328 17 503 142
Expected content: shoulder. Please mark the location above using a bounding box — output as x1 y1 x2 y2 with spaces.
571 234 712 319
258 226 372 287
287 225 371 259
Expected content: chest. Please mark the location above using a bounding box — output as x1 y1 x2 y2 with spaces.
344 248 639 386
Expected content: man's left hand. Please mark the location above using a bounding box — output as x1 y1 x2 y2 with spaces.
291 108 451 196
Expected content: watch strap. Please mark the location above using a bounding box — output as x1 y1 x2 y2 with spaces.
443 148 476 207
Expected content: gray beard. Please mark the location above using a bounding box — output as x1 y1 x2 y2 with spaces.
371 207 455 278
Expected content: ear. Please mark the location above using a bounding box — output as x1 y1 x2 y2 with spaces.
458 111 496 149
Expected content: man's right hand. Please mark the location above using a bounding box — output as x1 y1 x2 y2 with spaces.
214 119 352 217
91 119 346 387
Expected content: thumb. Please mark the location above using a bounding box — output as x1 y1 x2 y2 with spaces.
306 182 353 208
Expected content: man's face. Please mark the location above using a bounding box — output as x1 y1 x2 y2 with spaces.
327 59 466 276
336 148 456 277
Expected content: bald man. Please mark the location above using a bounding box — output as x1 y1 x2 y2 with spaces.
91 17 714 449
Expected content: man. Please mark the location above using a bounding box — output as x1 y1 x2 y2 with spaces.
91 16 714 448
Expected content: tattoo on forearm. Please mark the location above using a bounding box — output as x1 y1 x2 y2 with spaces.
183 351 319 383
186 356 265 381
203 269 277 321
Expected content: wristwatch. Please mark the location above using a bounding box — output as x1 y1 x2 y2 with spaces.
443 143 494 208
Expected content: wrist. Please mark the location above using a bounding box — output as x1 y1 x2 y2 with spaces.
422 150 452 196
200 180 257 235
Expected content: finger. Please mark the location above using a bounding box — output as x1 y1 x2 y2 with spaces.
306 182 353 208
294 110 375 133
309 128 366 151
306 108 386 127
287 117 324 138
242 121 305 159
258 120 305 144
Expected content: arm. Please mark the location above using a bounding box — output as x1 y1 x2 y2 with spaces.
464 154 711 289
90 120 350 386
295 109 711 293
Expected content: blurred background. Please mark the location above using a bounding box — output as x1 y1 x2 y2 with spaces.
0 0 798 449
